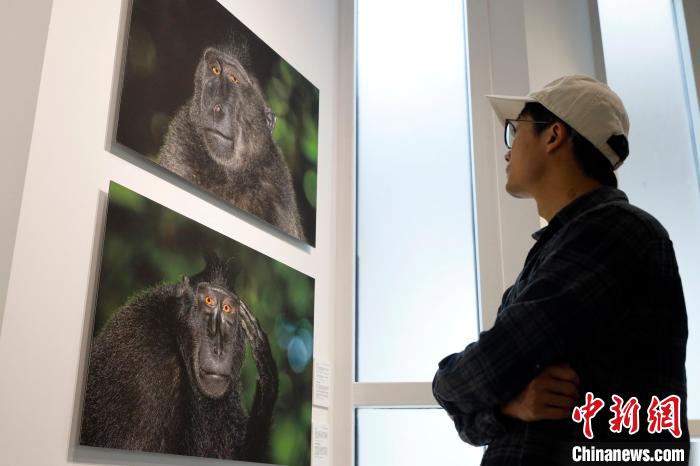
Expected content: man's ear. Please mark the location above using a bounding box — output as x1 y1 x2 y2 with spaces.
545 122 568 152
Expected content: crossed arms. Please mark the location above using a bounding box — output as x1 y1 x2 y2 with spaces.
432 210 661 445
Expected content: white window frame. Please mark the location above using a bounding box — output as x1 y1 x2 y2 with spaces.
333 0 539 464
674 0 700 437
349 0 540 405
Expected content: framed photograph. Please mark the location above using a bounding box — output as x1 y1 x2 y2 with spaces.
115 0 319 245
79 181 314 465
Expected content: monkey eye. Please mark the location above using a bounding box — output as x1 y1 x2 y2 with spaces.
211 65 221 76
204 295 216 306
228 73 240 84
222 303 233 314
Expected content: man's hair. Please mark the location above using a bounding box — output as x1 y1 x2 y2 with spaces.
521 102 618 188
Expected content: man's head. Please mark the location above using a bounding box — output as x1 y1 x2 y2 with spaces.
486 75 629 198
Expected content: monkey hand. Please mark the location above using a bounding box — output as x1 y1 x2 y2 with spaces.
174 276 195 314
500 364 580 422
238 301 278 383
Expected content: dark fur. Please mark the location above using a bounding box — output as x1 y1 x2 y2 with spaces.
80 256 278 461
158 45 304 241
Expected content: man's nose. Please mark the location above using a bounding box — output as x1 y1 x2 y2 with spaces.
504 150 511 162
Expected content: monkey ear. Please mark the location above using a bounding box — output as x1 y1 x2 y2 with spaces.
177 276 192 298
265 109 277 132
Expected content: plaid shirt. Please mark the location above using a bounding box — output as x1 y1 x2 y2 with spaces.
433 187 689 465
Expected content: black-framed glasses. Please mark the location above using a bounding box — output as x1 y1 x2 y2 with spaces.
504 118 553 149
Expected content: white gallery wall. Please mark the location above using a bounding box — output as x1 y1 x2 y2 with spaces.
0 0 348 465
0 0 54 329
523 0 603 89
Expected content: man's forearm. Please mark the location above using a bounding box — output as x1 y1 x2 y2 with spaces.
433 351 509 445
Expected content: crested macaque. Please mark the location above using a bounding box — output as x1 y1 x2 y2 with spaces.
159 46 305 241
80 256 278 461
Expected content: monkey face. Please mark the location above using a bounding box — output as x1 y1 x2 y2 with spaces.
195 48 275 168
188 281 246 399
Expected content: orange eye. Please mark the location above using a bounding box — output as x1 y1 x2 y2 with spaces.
228 73 239 84
222 303 232 313
211 65 221 75
204 295 215 306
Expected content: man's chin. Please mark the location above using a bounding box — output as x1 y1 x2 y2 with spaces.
505 183 531 199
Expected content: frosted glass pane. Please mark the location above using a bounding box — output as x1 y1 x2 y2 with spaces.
357 409 483 466
598 0 700 418
356 0 478 382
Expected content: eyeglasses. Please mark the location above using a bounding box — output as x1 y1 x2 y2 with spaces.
504 118 553 149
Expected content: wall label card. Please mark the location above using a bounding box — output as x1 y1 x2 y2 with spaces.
312 422 329 466
313 359 331 408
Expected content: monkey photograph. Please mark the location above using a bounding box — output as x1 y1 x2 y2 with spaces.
115 0 319 245
79 182 315 465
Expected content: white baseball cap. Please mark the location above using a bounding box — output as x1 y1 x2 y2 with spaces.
486 75 630 169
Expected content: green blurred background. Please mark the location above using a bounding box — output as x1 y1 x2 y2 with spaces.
91 182 314 466
116 0 319 245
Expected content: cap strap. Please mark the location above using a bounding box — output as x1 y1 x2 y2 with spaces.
607 134 629 162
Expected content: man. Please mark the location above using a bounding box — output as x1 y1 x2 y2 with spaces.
432 75 689 465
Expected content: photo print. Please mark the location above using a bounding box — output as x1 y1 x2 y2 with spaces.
79 182 315 465
115 0 319 245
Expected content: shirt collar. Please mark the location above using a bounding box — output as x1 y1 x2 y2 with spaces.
531 186 629 241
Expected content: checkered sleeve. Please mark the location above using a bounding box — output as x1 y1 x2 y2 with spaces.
433 205 652 446
433 351 510 445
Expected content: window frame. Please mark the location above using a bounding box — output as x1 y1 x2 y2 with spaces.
676 0 700 438
345 0 540 461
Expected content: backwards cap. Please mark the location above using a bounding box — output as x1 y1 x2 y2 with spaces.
486 75 630 169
